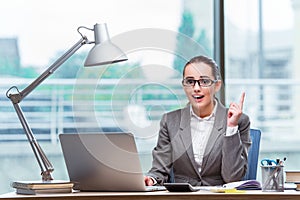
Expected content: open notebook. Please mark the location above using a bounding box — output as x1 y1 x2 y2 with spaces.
59 132 165 192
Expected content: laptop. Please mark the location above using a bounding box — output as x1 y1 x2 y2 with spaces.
59 132 165 192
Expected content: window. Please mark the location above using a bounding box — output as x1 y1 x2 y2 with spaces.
0 0 214 193
225 0 299 179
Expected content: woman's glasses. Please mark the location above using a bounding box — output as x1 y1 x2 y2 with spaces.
182 78 217 87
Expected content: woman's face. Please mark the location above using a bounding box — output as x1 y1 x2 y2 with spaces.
183 62 221 118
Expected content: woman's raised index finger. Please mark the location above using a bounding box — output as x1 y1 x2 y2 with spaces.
239 92 245 110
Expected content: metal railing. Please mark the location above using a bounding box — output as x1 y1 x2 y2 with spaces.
0 78 186 143
1 78 300 150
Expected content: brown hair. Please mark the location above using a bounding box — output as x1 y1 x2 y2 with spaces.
182 55 221 80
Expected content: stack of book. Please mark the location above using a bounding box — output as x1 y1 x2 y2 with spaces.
285 171 300 191
11 180 74 195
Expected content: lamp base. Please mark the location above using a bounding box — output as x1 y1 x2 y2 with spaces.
11 180 74 195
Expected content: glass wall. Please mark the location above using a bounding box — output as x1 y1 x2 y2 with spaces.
0 0 214 193
225 0 300 180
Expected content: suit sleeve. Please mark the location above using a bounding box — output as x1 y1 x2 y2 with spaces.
146 113 173 185
221 113 251 183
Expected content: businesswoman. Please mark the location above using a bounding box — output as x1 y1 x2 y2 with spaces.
144 55 251 186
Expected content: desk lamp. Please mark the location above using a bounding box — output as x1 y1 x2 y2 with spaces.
6 23 127 182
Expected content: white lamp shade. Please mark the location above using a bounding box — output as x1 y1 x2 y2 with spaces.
84 41 128 66
84 23 127 66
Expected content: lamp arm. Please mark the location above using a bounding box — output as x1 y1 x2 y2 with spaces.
6 36 89 181
13 102 54 181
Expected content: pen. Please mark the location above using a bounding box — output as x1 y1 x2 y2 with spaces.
263 166 280 190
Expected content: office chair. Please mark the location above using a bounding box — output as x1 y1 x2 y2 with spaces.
242 128 262 180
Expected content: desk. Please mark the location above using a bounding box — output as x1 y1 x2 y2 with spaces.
1 190 300 200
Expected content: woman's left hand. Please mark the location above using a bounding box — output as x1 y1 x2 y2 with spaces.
227 92 245 127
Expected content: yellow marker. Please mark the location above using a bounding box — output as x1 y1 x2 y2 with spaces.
210 188 246 193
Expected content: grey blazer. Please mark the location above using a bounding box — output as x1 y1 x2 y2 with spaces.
147 99 251 186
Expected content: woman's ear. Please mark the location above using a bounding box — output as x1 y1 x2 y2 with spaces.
214 80 222 93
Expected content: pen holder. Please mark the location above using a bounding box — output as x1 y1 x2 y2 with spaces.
261 165 284 192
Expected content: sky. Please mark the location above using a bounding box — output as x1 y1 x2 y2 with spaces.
0 0 294 67
0 0 182 67
227 0 294 31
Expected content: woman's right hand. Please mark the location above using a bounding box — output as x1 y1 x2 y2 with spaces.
144 176 154 186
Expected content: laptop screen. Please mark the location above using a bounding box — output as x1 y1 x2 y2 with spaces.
59 132 148 191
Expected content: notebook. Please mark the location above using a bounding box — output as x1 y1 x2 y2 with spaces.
59 132 165 192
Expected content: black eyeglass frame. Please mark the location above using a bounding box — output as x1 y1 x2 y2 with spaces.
182 78 218 87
